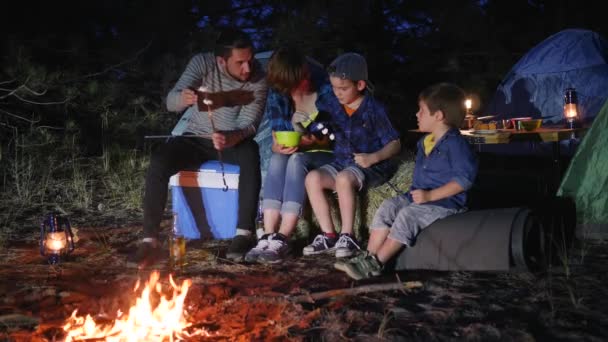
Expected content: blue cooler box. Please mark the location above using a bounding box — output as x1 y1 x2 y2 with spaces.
169 161 239 239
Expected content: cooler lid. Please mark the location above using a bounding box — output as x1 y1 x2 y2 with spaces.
198 160 240 174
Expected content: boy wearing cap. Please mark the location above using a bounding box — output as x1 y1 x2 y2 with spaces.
304 52 401 258
335 83 478 280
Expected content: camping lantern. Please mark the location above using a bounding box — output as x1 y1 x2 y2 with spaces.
462 98 476 129
40 213 74 264
564 87 579 128
465 98 473 115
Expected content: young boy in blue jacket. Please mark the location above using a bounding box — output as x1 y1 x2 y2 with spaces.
304 53 401 258
335 82 478 280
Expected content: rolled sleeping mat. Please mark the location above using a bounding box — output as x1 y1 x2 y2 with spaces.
393 207 544 272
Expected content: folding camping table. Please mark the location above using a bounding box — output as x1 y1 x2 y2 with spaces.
460 127 587 192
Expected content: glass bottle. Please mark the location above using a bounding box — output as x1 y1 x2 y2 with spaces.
169 212 186 270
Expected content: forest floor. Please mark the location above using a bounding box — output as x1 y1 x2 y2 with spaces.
1 215 608 341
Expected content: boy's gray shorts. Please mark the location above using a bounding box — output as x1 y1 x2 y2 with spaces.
319 161 395 191
371 195 463 246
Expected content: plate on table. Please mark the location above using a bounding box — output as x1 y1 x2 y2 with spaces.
470 129 499 134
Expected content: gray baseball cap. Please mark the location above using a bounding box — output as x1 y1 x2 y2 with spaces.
328 52 368 81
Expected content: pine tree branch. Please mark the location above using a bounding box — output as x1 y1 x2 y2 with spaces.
62 40 153 83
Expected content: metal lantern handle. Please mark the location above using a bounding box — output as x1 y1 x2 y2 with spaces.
60 215 75 254
39 216 47 256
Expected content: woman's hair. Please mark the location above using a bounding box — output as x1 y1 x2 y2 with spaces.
419 83 466 128
266 46 310 95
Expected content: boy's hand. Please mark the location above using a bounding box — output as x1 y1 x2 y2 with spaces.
300 134 316 147
411 189 431 204
353 153 377 168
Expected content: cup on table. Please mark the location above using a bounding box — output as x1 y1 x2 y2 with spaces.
508 117 533 130
501 119 513 129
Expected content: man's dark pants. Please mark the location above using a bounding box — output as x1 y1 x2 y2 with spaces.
143 136 261 238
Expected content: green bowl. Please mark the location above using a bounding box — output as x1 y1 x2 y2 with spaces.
519 119 542 131
275 131 302 147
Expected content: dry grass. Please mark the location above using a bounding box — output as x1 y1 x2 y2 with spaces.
0 127 148 239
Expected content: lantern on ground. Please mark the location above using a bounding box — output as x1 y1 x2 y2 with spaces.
564 87 579 128
40 213 75 264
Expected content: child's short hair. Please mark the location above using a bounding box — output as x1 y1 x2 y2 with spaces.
328 52 368 82
266 46 310 95
419 83 466 128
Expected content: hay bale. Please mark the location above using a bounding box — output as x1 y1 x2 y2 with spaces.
296 157 415 242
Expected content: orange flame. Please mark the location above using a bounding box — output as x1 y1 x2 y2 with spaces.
63 271 208 341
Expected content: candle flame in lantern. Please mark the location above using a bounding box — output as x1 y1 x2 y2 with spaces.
464 99 472 110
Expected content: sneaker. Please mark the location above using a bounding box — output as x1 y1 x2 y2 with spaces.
244 234 272 263
226 234 254 262
129 240 162 269
334 251 383 280
302 234 337 256
334 250 366 269
258 235 290 264
334 234 361 258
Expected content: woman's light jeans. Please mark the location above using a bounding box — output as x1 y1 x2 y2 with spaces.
262 151 334 215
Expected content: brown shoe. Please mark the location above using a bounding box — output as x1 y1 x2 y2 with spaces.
226 235 254 262
129 241 163 269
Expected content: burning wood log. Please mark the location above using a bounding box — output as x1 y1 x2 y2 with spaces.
62 271 210 341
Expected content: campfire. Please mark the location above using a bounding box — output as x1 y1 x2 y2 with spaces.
62 271 209 341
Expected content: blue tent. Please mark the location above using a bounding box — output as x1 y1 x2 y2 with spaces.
486 29 608 125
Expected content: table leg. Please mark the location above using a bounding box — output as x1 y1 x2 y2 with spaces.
552 141 561 194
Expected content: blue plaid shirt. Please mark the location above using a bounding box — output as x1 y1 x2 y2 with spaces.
265 59 329 131
407 128 478 209
316 93 400 167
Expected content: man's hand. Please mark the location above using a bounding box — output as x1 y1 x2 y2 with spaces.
353 153 378 168
411 189 432 204
212 131 239 151
181 88 198 107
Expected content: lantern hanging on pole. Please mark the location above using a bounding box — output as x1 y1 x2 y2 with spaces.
40 213 75 264
563 87 579 129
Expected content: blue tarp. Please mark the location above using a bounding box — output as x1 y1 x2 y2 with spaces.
487 29 608 125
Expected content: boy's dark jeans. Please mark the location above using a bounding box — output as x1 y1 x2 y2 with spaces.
143 136 261 239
